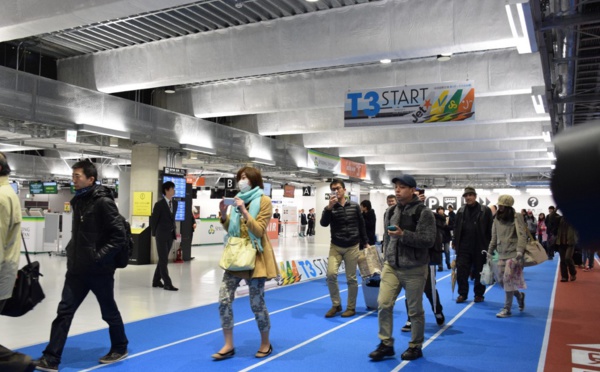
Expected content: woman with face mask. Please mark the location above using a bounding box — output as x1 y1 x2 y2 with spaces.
213 166 279 360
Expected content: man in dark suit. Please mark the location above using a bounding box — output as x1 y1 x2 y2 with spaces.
151 181 178 291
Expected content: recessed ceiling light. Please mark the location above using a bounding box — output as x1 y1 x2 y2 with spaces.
380 58 392 64
306 0 319 2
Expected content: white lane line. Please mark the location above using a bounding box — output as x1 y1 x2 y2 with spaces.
536 260 560 372
391 284 496 371
79 289 344 371
81 273 453 371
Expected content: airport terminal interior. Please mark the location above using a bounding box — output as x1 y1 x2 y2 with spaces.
1 0 600 371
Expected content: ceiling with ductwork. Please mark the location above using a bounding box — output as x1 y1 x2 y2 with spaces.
0 0 598 189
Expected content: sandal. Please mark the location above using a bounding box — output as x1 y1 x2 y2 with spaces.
211 348 235 360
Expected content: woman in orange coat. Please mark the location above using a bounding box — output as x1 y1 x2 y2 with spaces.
212 166 279 360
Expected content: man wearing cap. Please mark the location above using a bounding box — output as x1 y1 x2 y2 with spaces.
369 174 436 362
320 179 367 318
453 187 493 303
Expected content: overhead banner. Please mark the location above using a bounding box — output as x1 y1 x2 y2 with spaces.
340 158 367 179
344 81 475 127
308 149 340 173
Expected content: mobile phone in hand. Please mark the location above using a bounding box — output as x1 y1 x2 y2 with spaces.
223 198 236 206
387 226 398 231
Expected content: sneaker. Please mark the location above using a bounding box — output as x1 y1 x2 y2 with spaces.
474 296 485 303
325 305 342 318
496 308 512 318
583 267 590 272
570 275 576 281
401 347 423 361
517 292 526 311
99 351 128 364
401 321 412 332
32 357 58 372
456 295 467 304
368 342 395 361
560 277 568 282
435 312 445 325
341 309 356 317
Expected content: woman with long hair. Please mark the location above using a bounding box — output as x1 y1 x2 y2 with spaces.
213 166 279 360
537 213 550 258
488 195 527 318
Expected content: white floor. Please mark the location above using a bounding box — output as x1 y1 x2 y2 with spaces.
2 235 330 350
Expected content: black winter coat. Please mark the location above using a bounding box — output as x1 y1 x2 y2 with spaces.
320 201 367 248
362 209 377 246
66 185 126 275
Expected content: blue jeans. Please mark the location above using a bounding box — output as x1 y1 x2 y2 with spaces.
43 271 128 364
583 247 597 268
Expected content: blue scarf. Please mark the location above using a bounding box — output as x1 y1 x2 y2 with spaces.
227 186 265 252
75 185 93 197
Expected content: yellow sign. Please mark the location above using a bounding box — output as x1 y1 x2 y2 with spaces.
133 192 153 216
64 202 71 213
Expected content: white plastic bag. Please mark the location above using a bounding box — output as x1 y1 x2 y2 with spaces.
480 257 494 286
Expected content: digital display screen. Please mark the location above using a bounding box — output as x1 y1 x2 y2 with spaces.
29 182 44 194
162 175 186 198
263 182 272 197
174 200 185 222
283 184 295 198
10 182 18 194
43 181 58 194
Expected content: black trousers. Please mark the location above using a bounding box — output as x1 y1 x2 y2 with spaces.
456 249 486 298
153 235 174 287
557 244 576 279
42 271 128 365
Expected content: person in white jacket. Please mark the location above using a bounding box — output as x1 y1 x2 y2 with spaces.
487 195 528 318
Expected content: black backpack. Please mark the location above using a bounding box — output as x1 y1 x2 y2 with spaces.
115 215 134 268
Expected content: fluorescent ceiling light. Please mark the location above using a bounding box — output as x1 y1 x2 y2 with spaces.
542 131 551 143
505 0 538 54
299 167 318 174
76 124 130 139
531 86 548 114
380 58 392 64
181 143 216 155
109 137 119 147
164 86 176 94
335 174 349 180
362 180 374 184
250 157 275 166
436 53 452 62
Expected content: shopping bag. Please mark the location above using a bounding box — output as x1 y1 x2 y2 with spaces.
357 245 383 278
480 256 494 286
219 237 256 271
523 231 548 267
1 234 45 317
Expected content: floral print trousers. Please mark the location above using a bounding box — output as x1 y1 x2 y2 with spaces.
218 271 270 332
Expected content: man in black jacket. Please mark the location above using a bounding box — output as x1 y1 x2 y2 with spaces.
453 187 493 304
320 180 367 318
33 160 128 371
150 181 178 291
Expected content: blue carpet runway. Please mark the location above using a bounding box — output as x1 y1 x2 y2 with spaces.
18 259 558 371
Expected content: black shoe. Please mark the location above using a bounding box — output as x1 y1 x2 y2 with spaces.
570 275 576 281
164 285 179 291
32 357 58 372
212 349 235 360
435 312 445 325
401 347 423 361
517 292 525 311
99 350 128 364
152 282 164 288
401 321 411 332
474 295 485 303
255 344 273 358
369 342 395 361
456 295 467 303
560 277 568 282
438 266 443 272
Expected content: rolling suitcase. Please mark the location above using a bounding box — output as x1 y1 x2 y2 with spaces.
362 276 380 310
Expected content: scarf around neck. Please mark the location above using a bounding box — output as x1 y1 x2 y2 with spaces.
227 186 264 252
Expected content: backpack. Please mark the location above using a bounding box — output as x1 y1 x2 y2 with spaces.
115 215 134 268
412 204 443 264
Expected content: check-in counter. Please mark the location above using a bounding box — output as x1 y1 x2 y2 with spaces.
192 218 227 246
21 216 46 253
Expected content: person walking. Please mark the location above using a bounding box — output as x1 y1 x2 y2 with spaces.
306 208 316 236
33 160 129 371
556 216 578 282
0 152 35 372
360 200 377 246
453 187 493 304
487 195 527 318
212 166 279 360
320 179 367 318
369 174 436 362
150 181 178 291
537 213 550 259
299 209 308 237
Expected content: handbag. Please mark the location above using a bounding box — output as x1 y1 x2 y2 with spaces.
1 234 45 317
219 236 257 271
523 230 548 267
